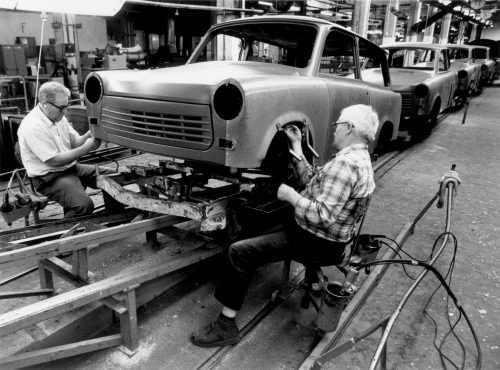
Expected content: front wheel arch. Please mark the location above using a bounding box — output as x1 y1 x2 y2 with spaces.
260 121 313 180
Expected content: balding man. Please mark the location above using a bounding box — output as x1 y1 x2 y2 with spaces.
18 81 113 218
191 104 379 347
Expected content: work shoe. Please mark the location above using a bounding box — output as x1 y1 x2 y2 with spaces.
191 314 241 347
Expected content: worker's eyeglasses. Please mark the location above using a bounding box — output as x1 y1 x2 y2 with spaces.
333 121 352 128
46 101 69 112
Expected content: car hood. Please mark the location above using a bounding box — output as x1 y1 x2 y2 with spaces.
389 69 433 90
95 61 303 104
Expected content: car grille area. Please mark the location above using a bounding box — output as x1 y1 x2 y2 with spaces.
99 96 213 151
400 92 414 114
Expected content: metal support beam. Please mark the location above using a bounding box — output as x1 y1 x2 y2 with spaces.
383 1 398 44
440 13 452 43
408 1 423 41
352 0 371 38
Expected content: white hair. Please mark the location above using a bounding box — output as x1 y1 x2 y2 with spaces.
338 104 380 143
38 81 70 103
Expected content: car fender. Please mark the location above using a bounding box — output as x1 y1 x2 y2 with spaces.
224 78 331 168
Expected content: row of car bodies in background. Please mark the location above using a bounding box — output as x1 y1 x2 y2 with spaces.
83 15 496 177
379 42 497 137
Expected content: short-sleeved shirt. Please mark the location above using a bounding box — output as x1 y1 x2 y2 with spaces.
293 143 375 243
18 105 80 177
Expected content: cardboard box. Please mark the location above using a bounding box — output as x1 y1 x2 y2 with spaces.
103 55 127 70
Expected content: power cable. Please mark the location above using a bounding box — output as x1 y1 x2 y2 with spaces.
357 258 482 370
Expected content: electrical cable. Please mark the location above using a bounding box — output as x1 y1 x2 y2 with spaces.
423 232 468 370
378 239 419 280
356 258 482 370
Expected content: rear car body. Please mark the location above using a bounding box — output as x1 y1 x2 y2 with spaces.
444 44 481 95
470 46 497 87
382 42 461 130
85 15 401 173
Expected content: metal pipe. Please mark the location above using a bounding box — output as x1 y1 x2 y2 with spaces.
368 182 454 370
125 0 264 14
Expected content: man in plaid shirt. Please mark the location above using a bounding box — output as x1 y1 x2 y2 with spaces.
192 104 379 347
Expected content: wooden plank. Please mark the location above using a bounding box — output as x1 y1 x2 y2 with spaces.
0 242 223 337
0 215 184 264
119 289 138 352
0 241 29 252
0 267 37 287
0 289 53 299
72 248 89 281
38 262 54 292
39 257 127 314
0 334 122 370
298 222 413 370
0 209 140 243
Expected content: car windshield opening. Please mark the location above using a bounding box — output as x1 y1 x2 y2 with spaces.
387 48 438 70
190 23 317 68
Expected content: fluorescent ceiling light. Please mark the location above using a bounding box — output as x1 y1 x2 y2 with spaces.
0 0 125 16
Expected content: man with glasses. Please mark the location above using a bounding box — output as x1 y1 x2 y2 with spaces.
191 104 379 347
18 81 113 218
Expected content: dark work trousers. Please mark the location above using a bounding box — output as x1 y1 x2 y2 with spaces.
214 222 347 311
32 164 117 218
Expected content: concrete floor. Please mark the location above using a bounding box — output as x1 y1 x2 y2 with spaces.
1 82 500 369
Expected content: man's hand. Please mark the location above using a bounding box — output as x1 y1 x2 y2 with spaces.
283 125 302 144
84 138 101 152
277 183 301 207
283 125 304 156
45 137 102 168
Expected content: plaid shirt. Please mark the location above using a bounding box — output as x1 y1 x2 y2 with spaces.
293 143 375 243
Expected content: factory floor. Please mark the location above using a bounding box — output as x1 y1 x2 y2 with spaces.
1 81 499 370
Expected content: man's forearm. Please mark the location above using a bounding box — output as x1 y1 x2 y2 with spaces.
72 131 92 148
44 145 90 167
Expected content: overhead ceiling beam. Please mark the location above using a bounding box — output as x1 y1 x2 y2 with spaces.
125 0 264 14
412 0 488 32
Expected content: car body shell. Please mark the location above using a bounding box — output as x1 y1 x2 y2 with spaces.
85 15 401 171
470 45 497 86
381 42 461 123
443 44 481 94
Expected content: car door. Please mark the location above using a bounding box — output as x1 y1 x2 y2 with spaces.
436 48 457 109
317 28 369 159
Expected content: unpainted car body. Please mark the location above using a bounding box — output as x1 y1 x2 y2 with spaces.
382 42 463 127
85 16 401 174
470 45 497 86
444 44 482 95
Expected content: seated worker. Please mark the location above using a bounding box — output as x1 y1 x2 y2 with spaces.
191 104 379 347
17 81 116 218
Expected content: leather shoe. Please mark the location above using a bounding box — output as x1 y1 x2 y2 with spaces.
191 317 240 347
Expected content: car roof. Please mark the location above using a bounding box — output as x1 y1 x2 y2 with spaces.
215 14 335 27
443 44 473 49
382 42 444 51
208 14 360 38
209 14 382 50
470 45 490 50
